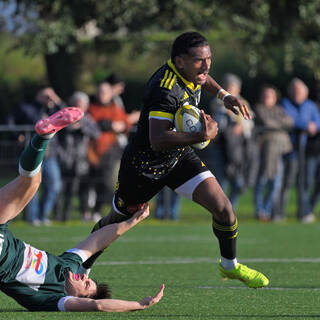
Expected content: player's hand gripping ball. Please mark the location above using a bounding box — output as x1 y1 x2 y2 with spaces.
174 105 210 150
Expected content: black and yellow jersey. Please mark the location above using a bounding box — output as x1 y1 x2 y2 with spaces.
125 59 202 179
135 59 202 148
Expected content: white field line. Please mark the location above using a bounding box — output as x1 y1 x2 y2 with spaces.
24 235 265 244
96 257 320 266
195 285 320 291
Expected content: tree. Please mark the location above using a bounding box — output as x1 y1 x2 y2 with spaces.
217 0 320 82
1 0 223 98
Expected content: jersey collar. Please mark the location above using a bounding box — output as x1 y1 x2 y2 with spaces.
167 59 200 92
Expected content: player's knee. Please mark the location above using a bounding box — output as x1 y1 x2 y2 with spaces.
212 196 235 224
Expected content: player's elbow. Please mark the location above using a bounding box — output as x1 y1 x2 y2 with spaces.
96 300 106 312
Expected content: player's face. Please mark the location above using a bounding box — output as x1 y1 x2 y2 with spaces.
176 45 212 85
64 271 97 298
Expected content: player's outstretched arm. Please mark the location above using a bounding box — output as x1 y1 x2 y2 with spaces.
202 74 251 120
223 95 251 120
64 284 165 312
75 204 149 258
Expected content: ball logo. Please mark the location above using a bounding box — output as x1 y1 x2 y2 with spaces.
186 119 197 132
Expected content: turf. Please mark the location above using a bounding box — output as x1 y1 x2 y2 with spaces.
2 212 320 319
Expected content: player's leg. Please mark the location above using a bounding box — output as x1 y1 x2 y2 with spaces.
189 177 269 288
79 198 149 274
0 107 83 224
169 153 269 288
78 159 163 274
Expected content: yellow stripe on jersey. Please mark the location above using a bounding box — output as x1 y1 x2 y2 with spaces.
160 70 169 87
164 72 173 88
149 111 174 121
167 59 201 91
168 74 177 90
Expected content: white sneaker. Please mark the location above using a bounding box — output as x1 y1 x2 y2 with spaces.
301 213 315 224
42 219 52 226
31 219 41 227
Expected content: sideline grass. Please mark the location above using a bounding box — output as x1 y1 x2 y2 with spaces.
1 219 320 319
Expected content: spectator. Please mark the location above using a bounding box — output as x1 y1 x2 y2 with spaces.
304 80 320 220
106 73 126 109
154 187 182 220
274 78 320 222
208 73 255 210
254 85 293 222
9 86 65 226
106 73 141 133
88 82 133 221
55 91 101 222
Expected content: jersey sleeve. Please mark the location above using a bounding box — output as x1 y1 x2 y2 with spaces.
147 86 180 123
2 285 66 311
58 296 73 311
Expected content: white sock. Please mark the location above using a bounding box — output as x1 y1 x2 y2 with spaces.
221 256 238 270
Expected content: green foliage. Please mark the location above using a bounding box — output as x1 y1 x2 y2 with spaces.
0 0 320 112
0 31 45 117
218 0 320 79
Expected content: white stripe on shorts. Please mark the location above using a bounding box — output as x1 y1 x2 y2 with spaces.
174 171 214 200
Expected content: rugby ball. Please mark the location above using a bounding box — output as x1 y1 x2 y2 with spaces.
174 105 210 150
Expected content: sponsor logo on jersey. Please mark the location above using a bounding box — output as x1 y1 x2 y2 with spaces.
15 243 48 291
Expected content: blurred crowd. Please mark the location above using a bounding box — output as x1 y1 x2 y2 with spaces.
207 74 320 224
4 73 320 225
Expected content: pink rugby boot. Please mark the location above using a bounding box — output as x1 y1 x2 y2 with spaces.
35 107 84 136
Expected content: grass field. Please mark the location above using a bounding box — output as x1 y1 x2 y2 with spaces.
1 195 320 319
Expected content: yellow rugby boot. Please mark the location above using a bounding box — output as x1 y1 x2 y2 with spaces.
219 262 269 288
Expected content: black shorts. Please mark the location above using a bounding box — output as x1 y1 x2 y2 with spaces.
114 148 210 215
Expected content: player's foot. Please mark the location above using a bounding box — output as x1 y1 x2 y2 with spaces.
219 262 269 288
35 107 84 136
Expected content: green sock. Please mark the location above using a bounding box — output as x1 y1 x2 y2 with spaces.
19 134 50 177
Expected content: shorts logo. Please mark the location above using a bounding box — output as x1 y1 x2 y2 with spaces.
16 244 48 291
117 197 124 208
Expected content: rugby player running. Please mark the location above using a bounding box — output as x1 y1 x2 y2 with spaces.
80 32 269 288
0 107 164 312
